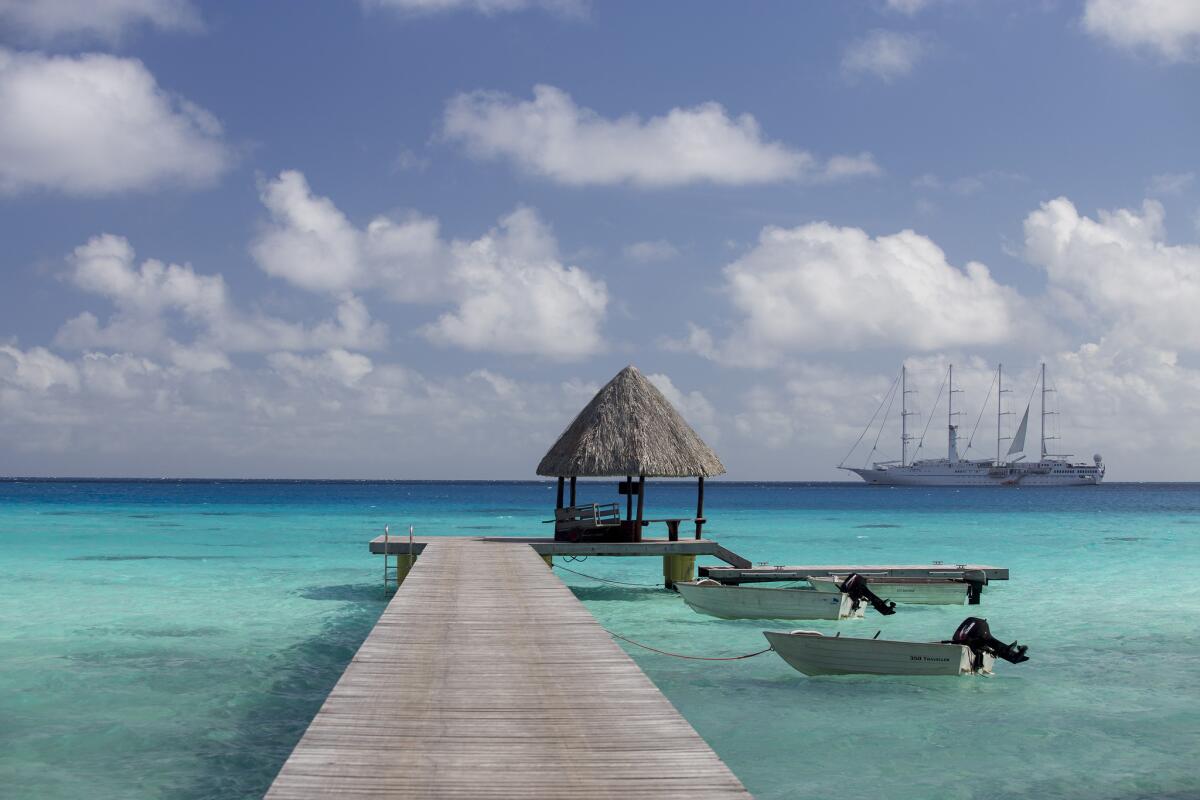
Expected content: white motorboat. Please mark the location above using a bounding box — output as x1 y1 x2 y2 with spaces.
763 617 1029 677
676 579 863 620
808 575 973 605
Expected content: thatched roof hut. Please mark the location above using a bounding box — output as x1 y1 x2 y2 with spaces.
537 365 725 478
538 365 723 543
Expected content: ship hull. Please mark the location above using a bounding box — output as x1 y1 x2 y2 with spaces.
847 466 1102 486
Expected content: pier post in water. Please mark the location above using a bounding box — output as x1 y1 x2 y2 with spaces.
663 553 696 589
394 553 417 584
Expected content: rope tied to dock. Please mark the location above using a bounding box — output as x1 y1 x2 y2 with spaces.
552 563 660 587
606 630 774 661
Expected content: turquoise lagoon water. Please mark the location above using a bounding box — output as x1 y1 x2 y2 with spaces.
1 480 1197 799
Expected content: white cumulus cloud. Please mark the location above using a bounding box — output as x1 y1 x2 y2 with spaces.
646 372 719 444
1082 0 1200 62
56 234 387 362
0 0 200 43
442 84 878 187
252 170 449 301
423 208 608 359
1024 197 1200 349
842 30 927 82
0 344 80 392
0 48 231 195
0 344 612 478
683 221 1020 366
252 170 608 360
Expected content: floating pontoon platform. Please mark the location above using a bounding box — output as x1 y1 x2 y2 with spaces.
699 563 1009 584
370 535 754 568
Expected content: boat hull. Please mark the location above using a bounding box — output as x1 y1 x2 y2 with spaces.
807 576 970 605
846 465 1102 486
763 630 993 676
676 581 862 620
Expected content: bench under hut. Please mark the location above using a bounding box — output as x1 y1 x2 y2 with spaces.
537 365 725 544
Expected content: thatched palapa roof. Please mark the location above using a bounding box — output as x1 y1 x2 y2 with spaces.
537 365 725 478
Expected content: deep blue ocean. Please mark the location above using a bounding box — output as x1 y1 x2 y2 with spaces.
1 480 1197 799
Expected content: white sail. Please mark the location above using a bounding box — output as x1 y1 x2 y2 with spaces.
1007 404 1030 456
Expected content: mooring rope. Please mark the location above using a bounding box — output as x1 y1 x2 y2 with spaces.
551 563 660 587
606 630 774 661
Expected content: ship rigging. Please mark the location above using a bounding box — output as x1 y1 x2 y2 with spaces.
839 363 1104 486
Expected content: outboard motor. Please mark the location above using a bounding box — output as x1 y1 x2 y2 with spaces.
838 573 897 616
951 617 1029 671
961 569 987 605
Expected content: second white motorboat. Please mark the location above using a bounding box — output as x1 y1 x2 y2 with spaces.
763 617 1029 677
676 574 897 621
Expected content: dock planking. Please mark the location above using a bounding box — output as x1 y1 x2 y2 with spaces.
266 537 751 799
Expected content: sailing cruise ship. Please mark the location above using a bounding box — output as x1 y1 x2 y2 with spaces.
841 364 1104 486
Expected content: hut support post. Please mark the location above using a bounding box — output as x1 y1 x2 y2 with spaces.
626 475 633 520
395 553 417 585
556 477 565 509
569 476 577 506
663 555 695 590
634 475 645 543
695 476 705 539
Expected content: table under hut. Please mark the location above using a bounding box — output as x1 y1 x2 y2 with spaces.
537 365 725 545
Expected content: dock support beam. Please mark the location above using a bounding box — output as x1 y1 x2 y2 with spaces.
635 474 645 543
391 553 417 588
663 554 695 590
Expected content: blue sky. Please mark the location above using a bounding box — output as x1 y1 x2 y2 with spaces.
1 0 1198 479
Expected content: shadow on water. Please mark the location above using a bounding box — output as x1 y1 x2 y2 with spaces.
69 555 242 561
567 584 663 602
79 624 227 639
180 586 386 799
296 583 384 602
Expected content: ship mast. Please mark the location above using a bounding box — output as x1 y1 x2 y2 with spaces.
996 363 1012 465
901 365 908 466
1040 361 1059 459
996 364 1001 464
947 364 962 463
1040 362 1046 459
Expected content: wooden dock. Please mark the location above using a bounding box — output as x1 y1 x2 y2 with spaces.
267 537 751 799
699 563 1009 584
368 535 753 569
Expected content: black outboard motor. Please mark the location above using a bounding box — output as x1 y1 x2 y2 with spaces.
837 573 897 616
961 569 987 605
951 617 1029 671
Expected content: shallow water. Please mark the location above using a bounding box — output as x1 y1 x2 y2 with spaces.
1 480 1197 799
